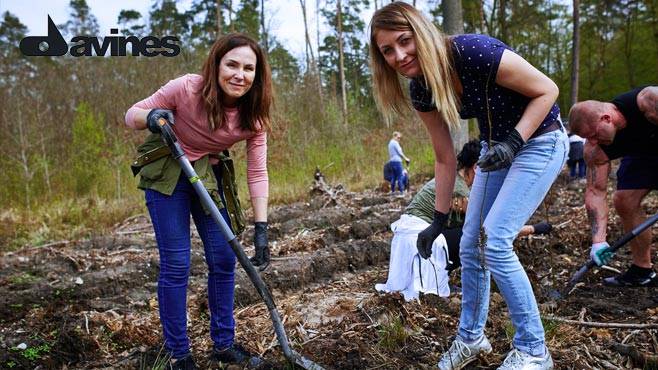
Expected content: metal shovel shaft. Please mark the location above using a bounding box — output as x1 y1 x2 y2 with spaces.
565 212 658 294
157 120 324 369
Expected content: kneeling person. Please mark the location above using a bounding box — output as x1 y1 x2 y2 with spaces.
376 140 552 300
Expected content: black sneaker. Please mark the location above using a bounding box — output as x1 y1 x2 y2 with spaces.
167 354 198 370
603 266 658 287
211 343 266 369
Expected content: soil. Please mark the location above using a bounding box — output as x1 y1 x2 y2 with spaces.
1 171 657 369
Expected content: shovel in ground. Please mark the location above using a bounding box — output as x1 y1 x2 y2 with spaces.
155 118 324 370
559 212 658 298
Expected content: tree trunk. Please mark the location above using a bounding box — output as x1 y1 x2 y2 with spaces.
261 0 268 50
622 1 637 88
442 0 468 151
498 0 508 42
337 0 348 126
570 0 580 107
316 0 324 106
300 0 311 70
216 0 223 39
300 0 323 106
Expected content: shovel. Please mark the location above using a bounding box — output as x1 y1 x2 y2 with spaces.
560 212 658 298
155 118 324 370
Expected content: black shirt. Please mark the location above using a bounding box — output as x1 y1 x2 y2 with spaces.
601 87 658 160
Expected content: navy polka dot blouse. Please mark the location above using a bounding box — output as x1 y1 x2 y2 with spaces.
409 34 560 142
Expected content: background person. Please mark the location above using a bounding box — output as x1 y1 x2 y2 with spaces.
567 132 586 180
125 33 271 369
387 131 411 193
369 3 567 369
568 85 658 287
376 140 552 301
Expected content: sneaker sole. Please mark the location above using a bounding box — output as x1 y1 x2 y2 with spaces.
440 347 493 370
603 276 658 287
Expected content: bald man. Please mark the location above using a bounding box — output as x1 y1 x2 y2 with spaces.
568 86 658 287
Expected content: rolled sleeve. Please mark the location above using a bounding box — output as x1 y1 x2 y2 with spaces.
246 130 268 198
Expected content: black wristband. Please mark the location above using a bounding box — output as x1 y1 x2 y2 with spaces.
507 129 525 154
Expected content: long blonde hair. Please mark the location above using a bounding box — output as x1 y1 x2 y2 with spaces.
369 2 460 131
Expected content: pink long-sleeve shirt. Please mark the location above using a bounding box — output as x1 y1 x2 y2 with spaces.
125 74 268 198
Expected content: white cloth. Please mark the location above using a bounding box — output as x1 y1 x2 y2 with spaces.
568 134 585 144
375 214 451 301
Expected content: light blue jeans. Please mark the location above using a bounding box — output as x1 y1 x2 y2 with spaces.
457 129 568 356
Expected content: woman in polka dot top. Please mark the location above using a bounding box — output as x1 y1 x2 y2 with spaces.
369 3 568 370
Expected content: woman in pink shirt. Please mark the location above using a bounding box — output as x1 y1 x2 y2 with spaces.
125 33 271 369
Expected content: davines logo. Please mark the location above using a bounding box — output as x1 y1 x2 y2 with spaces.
19 16 180 57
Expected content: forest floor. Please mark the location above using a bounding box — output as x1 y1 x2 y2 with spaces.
1 170 657 369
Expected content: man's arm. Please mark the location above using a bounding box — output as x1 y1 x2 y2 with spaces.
583 142 611 243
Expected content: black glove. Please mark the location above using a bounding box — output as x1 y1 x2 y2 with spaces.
146 109 175 133
250 222 270 270
477 129 525 172
531 221 552 235
417 210 448 259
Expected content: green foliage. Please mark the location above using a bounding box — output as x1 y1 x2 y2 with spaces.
61 0 99 37
70 102 107 194
377 315 409 350
12 343 51 361
140 345 172 370
1 0 657 251
269 40 300 83
504 317 561 342
117 9 145 36
233 0 261 40
149 0 191 39
319 0 372 106
8 272 39 285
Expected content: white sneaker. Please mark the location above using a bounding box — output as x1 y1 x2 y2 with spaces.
497 348 553 370
437 335 492 370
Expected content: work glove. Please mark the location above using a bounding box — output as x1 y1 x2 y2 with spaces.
417 210 448 259
146 109 175 133
477 129 525 172
590 241 615 266
531 221 552 235
250 222 270 271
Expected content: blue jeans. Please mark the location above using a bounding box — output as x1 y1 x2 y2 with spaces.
145 171 236 359
389 161 405 192
457 129 568 356
568 158 586 178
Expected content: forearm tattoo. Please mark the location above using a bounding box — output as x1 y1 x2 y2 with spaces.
587 208 599 236
588 165 597 183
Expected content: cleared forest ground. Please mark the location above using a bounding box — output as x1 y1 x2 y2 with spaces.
1 171 657 369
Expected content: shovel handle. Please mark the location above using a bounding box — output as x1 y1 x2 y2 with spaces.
565 212 658 293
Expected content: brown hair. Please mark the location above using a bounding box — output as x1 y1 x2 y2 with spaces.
199 33 272 132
